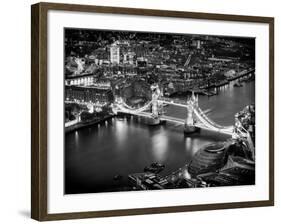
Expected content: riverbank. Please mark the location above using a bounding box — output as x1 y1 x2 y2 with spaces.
65 114 114 133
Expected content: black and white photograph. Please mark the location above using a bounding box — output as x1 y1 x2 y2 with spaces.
64 28 255 194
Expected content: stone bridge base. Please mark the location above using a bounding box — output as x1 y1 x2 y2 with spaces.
184 124 200 134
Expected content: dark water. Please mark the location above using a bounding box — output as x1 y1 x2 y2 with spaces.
65 81 255 194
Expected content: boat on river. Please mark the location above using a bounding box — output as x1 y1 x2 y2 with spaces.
144 162 165 173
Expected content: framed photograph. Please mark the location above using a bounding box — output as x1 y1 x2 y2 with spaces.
31 2 274 221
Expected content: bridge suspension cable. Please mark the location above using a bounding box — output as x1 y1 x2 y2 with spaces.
194 105 233 130
116 100 153 114
115 95 234 135
193 106 233 134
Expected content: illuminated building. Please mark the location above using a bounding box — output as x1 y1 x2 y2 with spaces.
65 86 114 104
110 43 120 64
127 51 135 65
65 73 96 86
65 74 112 89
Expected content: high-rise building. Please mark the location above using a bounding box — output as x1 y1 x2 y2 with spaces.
110 43 120 64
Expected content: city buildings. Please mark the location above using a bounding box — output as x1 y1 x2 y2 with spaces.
110 42 120 64
64 28 256 194
65 85 114 105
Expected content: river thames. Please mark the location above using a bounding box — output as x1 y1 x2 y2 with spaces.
65 81 255 194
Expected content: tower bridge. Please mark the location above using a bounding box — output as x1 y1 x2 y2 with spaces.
66 82 254 159
112 84 252 143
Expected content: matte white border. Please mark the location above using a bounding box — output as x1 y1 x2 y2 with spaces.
48 10 269 214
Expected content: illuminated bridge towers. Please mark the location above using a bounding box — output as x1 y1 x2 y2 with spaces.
184 92 200 134
150 84 162 125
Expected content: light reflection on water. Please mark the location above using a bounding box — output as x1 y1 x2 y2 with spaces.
185 137 199 156
151 133 168 162
115 120 128 148
74 131 79 149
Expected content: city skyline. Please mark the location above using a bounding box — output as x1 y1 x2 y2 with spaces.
64 28 255 194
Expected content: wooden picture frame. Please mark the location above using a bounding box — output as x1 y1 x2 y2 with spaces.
31 2 274 221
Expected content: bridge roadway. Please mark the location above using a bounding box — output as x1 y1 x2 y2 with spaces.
116 109 233 135
116 111 186 125
115 109 186 124
158 98 188 107
116 107 233 135
160 115 185 124
116 98 234 135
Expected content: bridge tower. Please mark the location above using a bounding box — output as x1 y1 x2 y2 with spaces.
150 84 162 124
151 100 159 117
184 92 200 134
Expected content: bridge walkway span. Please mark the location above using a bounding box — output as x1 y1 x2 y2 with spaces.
115 100 234 136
